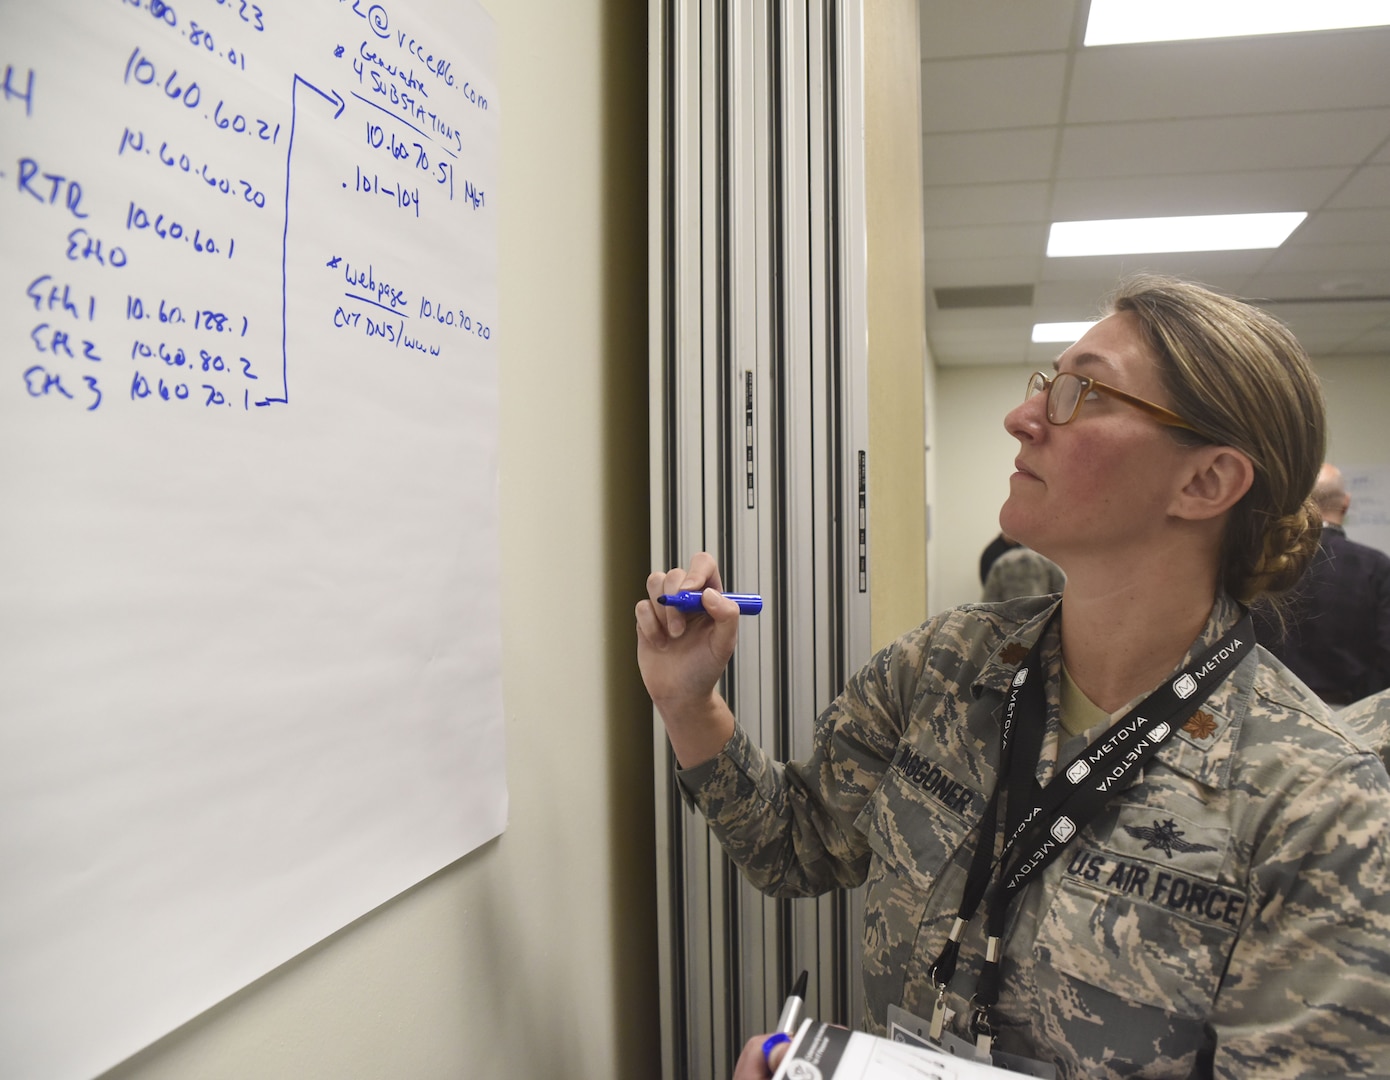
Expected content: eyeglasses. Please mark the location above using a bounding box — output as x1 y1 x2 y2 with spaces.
1025 371 1203 435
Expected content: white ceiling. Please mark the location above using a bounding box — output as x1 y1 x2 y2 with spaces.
918 1 1390 368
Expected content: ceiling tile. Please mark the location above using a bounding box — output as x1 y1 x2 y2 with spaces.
922 54 1068 132
923 255 1043 290
1049 169 1352 220
922 128 1058 185
1036 249 1274 284
921 182 1050 228
1261 301 1390 337
918 21 1390 368
924 223 1048 261
1057 110 1390 179
1249 297 1390 356
1334 324 1390 355
926 324 1032 368
935 284 1036 309
1066 29 1390 124
929 307 1036 332
920 0 1077 59
1327 165 1390 209
1031 280 1114 313
1260 243 1390 274
1289 208 1390 246
1241 270 1390 301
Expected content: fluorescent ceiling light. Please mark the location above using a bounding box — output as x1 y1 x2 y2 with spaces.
1085 0 1390 45
1047 212 1306 257
1032 321 1098 344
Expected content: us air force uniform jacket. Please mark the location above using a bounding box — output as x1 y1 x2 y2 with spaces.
678 594 1390 1079
1341 688 1390 771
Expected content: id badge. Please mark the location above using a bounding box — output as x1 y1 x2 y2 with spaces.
885 1003 1057 1078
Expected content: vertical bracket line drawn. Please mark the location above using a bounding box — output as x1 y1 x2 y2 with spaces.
270 74 345 407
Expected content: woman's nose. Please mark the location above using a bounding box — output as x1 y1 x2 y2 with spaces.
1005 391 1047 443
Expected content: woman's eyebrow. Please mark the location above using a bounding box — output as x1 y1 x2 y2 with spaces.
1063 351 1113 375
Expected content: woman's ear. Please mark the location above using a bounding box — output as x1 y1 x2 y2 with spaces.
1171 446 1255 522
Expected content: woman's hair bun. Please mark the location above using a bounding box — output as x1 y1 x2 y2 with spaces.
1241 499 1323 602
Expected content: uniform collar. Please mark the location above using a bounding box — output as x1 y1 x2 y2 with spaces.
974 594 1250 790
973 598 1061 700
1154 592 1249 789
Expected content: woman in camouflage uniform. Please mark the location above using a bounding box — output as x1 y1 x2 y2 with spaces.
637 275 1390 1079
1340 688 1390 770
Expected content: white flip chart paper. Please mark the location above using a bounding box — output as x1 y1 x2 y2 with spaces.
0 2 504 1076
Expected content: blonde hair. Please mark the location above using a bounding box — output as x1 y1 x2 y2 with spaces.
1108 275 1325 604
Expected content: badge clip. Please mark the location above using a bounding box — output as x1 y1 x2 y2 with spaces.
928 986 949 1042
970 1002 995 1060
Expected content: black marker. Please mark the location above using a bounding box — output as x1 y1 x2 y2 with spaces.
775 969 808 1036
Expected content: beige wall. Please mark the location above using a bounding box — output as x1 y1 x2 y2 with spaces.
930 363 1028 616
1318 355 1390 469
928 354 1390 616
99 1 659 1077
864 0 929 649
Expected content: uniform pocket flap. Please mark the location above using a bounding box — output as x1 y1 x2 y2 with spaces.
1040 803 1242 1019
855 745 980 890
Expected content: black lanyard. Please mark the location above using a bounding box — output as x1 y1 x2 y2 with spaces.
926 610 1254 1054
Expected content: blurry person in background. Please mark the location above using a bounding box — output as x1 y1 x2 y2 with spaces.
981 541 1065 602
1257 462 1390 705
978 531 1020 586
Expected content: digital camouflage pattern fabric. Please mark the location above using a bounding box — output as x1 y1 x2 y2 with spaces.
678 594 1390 1079
980 546 1066 603
1340 688 1390 771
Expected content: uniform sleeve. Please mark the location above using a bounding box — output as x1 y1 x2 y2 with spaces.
1210 751 1390 1078
1340 691 1390 772
675 626 933 898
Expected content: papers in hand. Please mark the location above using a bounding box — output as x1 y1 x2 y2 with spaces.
770 1019 1023 1079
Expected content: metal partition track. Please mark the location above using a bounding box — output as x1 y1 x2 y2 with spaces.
649 2 871 1077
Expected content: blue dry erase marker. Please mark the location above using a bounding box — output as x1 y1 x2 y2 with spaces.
657 590 763 615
